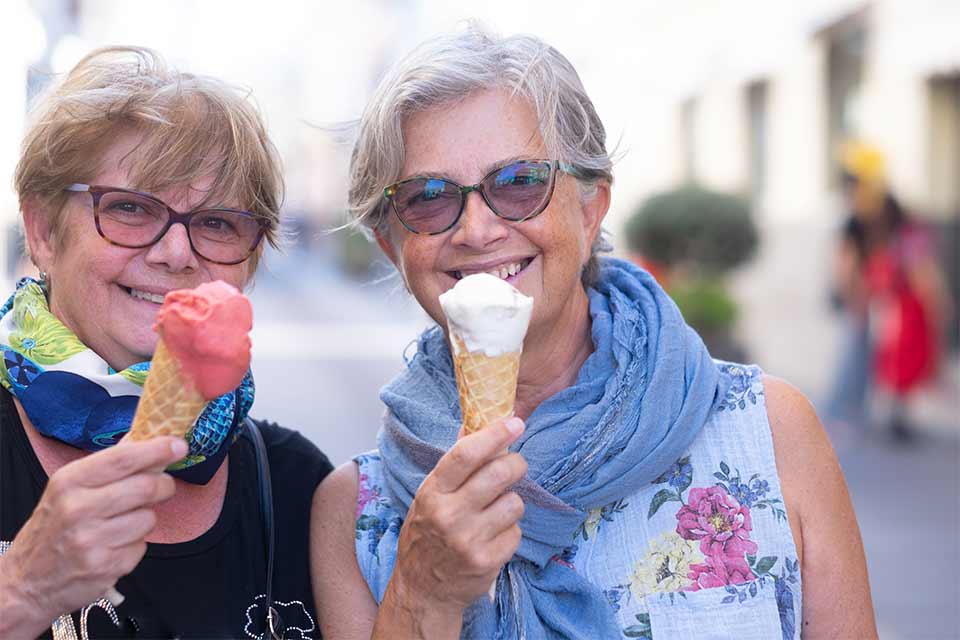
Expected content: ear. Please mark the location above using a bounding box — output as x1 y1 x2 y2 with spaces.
20 196 56 272
581 180 611 250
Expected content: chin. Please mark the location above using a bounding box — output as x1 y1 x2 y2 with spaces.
125 333 160 364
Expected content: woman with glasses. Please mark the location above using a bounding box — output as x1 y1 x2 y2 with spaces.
0 47 331 639
312 27 876 639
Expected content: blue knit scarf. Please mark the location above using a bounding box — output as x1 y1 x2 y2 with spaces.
378 257 729 638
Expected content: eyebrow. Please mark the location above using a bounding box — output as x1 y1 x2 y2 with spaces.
400 155 531 184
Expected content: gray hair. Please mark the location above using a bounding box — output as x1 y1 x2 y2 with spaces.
347 24 614 286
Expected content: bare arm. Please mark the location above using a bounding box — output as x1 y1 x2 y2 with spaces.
310 464 479 640
310 463 380 639
311 418 527 640
764 375 877 639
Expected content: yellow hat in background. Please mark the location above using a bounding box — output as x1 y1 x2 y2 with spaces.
839 140 886 185
839 140 886 213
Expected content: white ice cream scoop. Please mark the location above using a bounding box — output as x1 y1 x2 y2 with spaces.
438 273 533 356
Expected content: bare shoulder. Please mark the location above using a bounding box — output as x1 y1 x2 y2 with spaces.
761 375 877 638
314 461 361 517
311 461 362 554
310 461 378 639
762 375 836 476
761 375 841 551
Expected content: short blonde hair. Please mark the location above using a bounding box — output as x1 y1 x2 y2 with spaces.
15 46 283 266
347 25 613 284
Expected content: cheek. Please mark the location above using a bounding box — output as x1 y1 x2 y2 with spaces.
214 264 253 291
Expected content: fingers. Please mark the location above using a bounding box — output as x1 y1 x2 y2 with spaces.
457 452 527 509
432 418 525 493
487 524 523 568
100 509 159 549
475 492 525 542
90 473 176 519
110 540 149 578
65 437 188 488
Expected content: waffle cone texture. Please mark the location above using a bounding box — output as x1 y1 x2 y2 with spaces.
126 339 207 441
451 335 521 435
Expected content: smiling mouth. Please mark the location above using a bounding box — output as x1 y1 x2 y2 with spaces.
451 257 533 281
121 286 166 304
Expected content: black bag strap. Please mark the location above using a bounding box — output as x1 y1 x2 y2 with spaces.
243 417 283 639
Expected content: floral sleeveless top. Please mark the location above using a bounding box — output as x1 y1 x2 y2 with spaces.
354 364 802 639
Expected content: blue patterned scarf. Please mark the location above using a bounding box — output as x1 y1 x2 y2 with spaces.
378 257 729 638
0 278 253 485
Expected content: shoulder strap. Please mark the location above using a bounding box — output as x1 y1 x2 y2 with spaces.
243 417 283 639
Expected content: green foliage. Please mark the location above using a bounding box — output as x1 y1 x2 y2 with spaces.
667 279 738 333
624 185 758 275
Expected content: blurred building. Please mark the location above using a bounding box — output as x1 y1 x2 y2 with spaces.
0 0 56 292
657 1 960 399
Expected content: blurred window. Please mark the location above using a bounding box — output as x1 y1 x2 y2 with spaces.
680 97 698 183
823 12 868 187
746 80 769 204
928 74 960 217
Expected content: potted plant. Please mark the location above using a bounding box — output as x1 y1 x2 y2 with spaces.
624 185 758 360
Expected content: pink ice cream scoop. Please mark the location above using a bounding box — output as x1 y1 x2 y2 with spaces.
154 280 252 400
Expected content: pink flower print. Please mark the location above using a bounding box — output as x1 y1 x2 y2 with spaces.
356 473 381 518
684 553 756 591
675 485 758 558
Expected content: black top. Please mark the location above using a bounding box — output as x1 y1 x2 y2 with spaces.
0 390 333 639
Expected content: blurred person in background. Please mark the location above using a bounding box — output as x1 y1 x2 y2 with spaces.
0 48 331 639
827 141 950 441
312 26 876 639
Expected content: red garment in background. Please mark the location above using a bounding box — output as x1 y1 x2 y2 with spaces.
865 224 938 394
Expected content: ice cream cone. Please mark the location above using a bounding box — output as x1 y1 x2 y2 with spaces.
451 334 521 434
125 339 207 441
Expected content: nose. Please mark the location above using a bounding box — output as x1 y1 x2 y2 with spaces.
144 223 199 273
450 191 509 249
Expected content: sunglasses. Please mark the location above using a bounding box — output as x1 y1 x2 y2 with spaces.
383 159 573 235
64 184 272 265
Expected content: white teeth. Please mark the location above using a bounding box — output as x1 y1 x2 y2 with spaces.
456 261 527 281
477 262 523 280
129 288 165 304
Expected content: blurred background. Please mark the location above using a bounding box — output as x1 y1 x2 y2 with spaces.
1 1 957 637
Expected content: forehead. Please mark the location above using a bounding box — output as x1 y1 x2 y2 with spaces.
400 89 547 182
91 130 237 209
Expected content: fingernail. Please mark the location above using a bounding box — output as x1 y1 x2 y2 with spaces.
171 439 188 457
505 417 525 436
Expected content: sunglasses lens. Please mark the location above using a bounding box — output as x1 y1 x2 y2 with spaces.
483 161 553 220
392 178 461 234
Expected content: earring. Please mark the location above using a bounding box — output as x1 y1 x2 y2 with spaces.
39 271 48 284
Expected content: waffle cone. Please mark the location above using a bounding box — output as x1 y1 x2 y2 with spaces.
125 339 207 441
451 335 521 435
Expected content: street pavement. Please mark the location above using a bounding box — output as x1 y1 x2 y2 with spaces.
248 245 959 640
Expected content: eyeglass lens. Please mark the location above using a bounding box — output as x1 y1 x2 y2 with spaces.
391 160 554 234
96 191 262 263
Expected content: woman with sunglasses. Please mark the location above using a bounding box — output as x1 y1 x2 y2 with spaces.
0 48 331 639
313 27 876 639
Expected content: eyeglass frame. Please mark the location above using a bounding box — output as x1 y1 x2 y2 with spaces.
382 159 576 236
64 183 272 265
